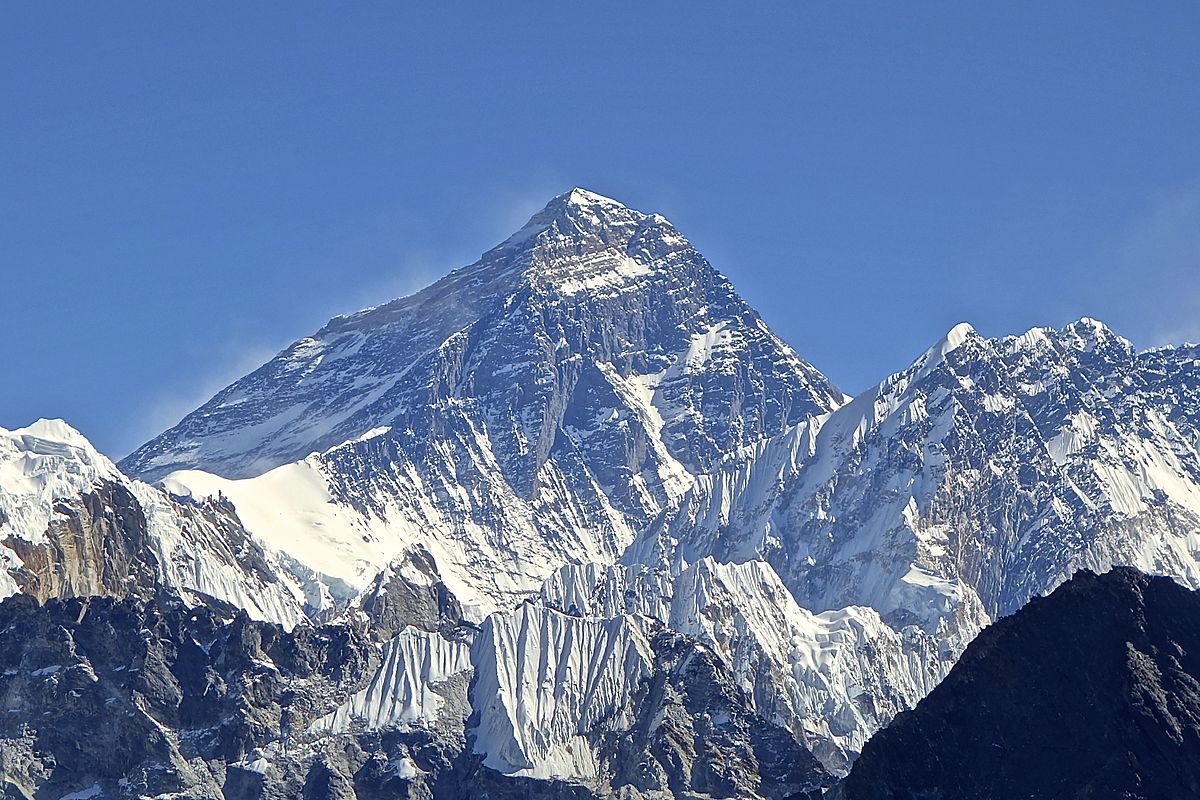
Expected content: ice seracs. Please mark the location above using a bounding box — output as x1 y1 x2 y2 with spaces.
538 557 949 771
469 603 655 779
314 626 471 733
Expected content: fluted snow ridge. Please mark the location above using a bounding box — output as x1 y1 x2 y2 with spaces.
540 557 950 771
314 626 472 733
469 603 655 780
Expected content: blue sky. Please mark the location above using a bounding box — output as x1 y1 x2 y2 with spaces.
3 4 1199 457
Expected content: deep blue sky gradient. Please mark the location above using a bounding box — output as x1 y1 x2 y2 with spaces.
3 4 1199 456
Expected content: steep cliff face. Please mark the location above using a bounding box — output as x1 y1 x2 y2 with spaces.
3 477 157 601
836 568 1200 800
0 592 376 800
0 420 307 626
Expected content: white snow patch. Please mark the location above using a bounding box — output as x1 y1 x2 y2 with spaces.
314 627 470 732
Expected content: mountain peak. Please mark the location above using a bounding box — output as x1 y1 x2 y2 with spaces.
905 322 977 380
941 321 976 350
9 418 92 448
531 186 643 228
1064 315 1121 344
122 186 842 483
1 419 124 500
500 188 659 251
562 186 623 208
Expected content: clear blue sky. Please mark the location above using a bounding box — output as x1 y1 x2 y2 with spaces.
3 4 1199 457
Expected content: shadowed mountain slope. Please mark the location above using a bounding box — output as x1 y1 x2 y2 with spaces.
838 568 1200 800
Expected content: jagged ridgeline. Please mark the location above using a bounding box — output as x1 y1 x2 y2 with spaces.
4 189 1200 798
0 592 826 799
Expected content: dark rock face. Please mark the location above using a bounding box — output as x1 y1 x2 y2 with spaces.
837 568 1200 800
605 631 827 799
0 590 826 799
2 480 158 601
0 593 377 799
0 478 291 617
0 589 471 800
355 548 467 643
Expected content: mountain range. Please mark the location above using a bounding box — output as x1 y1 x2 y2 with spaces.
3 188 1200 798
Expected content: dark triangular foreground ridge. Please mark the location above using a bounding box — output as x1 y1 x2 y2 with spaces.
836 568 1200 800
120 188 843 482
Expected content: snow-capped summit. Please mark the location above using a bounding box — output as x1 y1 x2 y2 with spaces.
122 189 843 618
938 320 976 351
124 189 841 484
492 187 683 294
500 187 640 247
0 420 122 558
7 417 101 453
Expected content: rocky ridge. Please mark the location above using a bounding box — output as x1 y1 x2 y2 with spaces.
835 567 1200 799
0 419 308 626
0 587 827 800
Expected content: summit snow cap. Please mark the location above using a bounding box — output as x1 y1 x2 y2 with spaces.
497 186 666 252
525 187 643 227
